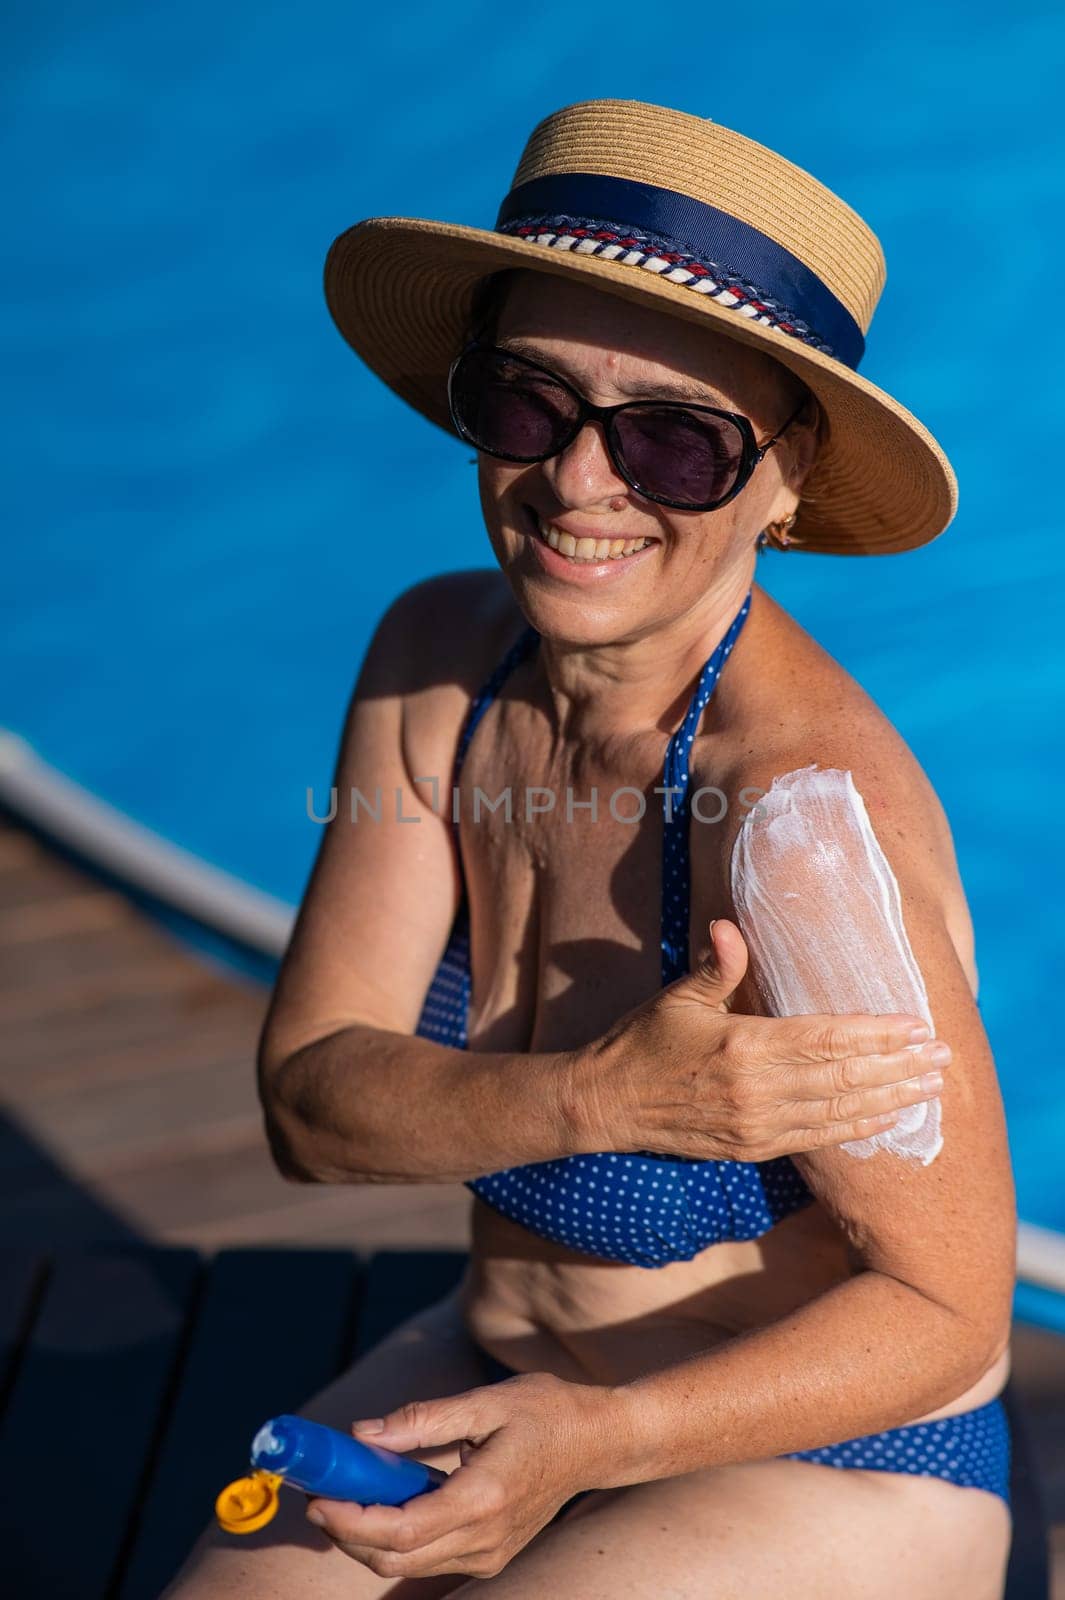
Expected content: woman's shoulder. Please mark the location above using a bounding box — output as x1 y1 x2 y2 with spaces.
701 593 871 781
357 567 526 791
367 568 523 682
714 585 938 797
698 588 978 989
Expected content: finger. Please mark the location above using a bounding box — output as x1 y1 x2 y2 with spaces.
327 1526 497 1582
682 919 749 1008
790 1040 951 1103
312 1467 521 1583
790 1108 920 1150
307 1481 499 1580
798 1072 946 1130
772 1013 934 1064
306 1498 449 1555
351 1389 498 1452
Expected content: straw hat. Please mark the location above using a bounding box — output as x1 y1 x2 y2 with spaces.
324 99 957 556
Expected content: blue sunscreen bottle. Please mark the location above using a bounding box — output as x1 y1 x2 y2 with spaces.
215 1414 447 1534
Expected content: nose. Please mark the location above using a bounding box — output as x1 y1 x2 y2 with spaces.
542 419 630 510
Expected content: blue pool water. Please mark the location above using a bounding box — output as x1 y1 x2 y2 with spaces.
3 6 1063 1244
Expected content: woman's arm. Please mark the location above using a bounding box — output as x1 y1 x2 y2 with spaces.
598 739 1015 1485
258 573 590 1183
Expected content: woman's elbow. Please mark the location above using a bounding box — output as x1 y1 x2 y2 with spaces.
257 1057 373 1185
257 1052 332 1184
257 1087 322 1183
937 1296 1013 1397
967 1305 1013 1379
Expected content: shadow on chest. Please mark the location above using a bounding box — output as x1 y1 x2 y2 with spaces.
458 724 680 1047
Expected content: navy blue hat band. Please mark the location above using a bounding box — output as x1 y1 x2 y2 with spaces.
495 172 865 371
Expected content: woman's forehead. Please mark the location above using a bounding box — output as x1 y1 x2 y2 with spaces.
495 269 783 402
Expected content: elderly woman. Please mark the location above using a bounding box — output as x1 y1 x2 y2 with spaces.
169 99 1015 1598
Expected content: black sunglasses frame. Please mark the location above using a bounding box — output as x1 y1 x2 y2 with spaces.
447 341 808 514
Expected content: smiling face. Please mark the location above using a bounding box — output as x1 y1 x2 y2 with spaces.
473 269 822 646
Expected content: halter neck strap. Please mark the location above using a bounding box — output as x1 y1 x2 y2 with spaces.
452 624 540 788
660 588 753 983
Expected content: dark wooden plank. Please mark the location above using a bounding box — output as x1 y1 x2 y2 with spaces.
352 1250 468 1358
0 1248 48 1408
1003 1375 1051 1600
1010 1322 1065 1532
118 1248 360 1600
0 1248 200 1600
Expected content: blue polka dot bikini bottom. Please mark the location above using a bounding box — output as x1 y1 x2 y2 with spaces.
476 1349 1011 1508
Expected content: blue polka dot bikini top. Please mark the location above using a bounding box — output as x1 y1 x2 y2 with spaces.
414 585 814 1267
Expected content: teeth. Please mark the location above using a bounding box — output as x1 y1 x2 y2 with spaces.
538 517 649 562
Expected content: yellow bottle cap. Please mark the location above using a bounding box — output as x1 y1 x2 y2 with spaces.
215 1469 284 1534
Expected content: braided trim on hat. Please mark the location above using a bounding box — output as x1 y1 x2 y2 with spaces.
496 213 837 358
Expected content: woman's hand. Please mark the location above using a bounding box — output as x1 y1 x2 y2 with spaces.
303 1372 617 1580
580 919 952 1162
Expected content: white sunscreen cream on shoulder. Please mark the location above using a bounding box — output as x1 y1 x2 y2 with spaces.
730 763 942 1164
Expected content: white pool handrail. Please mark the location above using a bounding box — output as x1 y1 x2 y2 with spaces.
0 728 293 958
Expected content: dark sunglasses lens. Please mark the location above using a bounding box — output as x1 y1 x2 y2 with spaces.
450 344 582 457
450 349 579 461
612 406 745 507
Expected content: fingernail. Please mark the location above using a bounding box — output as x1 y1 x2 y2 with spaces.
925 1042 951 1063
909 1024 931 1043
354 1417 385 1433
307 1509 326 1527
920 1071 944 1092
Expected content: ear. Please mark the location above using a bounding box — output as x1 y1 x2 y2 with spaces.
789 391 827 492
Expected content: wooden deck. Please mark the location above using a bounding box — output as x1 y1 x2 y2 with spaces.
0 807 472 1254
1 802 1062 1590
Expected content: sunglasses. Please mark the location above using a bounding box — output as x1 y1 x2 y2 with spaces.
447 342 807 514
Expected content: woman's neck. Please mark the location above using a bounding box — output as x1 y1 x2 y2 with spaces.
532 571 755 745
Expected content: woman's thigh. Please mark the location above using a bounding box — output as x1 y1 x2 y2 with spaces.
448 1458 1013 1600
161 1283 500 1600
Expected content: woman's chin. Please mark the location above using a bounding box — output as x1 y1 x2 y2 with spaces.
507 564 652 642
